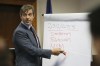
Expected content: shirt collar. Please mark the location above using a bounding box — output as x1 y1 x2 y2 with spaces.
21 21 32 29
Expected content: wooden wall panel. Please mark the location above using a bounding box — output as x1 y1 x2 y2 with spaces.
0 5 21 48
0 0 37 48
32 1 37 31
0 0 35 5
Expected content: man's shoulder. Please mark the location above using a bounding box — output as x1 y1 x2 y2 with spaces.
14 26 26 33
14 24 26 33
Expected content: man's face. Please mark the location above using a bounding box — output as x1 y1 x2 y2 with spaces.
20 9 34 25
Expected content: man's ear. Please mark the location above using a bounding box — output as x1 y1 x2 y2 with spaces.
20 15 23 20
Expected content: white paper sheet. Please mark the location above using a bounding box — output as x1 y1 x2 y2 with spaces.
43 13 91 66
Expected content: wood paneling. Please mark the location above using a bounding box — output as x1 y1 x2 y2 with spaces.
0 0 37 48
0 0 35 5
0 5 21 48
32 1 37 31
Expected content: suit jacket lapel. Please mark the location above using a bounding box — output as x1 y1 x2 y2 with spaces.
20 23 39 47
27 30 38 47
30 27 41 48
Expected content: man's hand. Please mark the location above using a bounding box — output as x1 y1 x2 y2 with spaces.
51 48 65 56
63 52 66 56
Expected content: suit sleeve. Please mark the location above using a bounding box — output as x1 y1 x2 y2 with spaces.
13 30 52 59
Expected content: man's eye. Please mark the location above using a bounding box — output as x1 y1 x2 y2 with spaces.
29 13 32 16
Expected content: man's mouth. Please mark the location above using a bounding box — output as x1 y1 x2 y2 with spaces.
26 20 30 23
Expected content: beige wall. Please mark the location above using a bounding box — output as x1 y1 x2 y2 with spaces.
80 0 100 12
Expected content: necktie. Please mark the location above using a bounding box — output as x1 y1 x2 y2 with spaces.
30 27 41 48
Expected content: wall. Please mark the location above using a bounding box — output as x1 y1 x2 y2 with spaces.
80 0 100 12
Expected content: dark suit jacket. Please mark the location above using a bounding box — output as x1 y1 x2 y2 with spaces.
13 23 52 66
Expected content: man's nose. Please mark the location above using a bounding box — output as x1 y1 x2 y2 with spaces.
26 15 29 19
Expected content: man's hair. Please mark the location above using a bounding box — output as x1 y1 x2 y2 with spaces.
88 6 100 38
20 4 35 16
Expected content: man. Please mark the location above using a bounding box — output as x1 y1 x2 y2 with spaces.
13 4 65 66
88 6 100 66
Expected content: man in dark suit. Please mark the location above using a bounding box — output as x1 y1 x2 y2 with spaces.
13 4 65 66
88 6 100 66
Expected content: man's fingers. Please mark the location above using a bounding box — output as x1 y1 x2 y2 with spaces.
63 52 66 56
59 50 64 53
